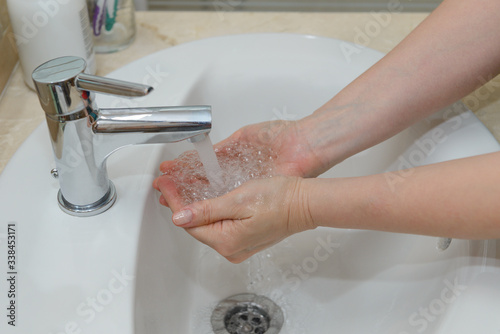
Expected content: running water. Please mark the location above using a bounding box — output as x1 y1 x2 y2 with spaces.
163 136 317 333
161 136 276 204
191 135 225 192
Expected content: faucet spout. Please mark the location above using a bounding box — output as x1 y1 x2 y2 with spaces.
32 56 213 217
94 106 211 136
92 106 211 166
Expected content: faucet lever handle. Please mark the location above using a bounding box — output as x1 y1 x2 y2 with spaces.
33 56 154 117
76 73 153 97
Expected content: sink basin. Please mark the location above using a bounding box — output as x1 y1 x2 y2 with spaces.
2 34 500 334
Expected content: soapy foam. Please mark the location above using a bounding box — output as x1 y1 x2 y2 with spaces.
162 140 276 204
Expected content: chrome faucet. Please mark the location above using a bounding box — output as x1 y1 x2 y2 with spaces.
32 56 211 217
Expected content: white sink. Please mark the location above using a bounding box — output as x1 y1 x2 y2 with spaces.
2 34 500 334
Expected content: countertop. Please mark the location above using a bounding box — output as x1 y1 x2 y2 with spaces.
1 11 500 173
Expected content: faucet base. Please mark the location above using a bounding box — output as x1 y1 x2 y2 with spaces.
57 182 117 217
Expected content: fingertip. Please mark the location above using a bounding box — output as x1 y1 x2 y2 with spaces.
155 174 176 190
159 195 169 207
171 200 209 228
159 160 176 173
172 209 193 226
152 177 160 191
156 175 187 211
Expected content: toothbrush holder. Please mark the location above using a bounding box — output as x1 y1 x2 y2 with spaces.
87 0 136 53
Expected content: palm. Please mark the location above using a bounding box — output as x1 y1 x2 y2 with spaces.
216 120 323 178
156 120 324 210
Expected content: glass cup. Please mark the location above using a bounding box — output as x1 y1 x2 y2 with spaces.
87 0 136 53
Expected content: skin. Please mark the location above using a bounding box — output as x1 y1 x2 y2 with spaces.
154 0 500 263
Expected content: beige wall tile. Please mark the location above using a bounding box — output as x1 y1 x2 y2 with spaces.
0 0 18 96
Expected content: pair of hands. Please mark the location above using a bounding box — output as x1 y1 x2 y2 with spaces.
153 120 320 263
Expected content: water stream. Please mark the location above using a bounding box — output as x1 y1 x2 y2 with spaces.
163 136 276 205
191 135 225 192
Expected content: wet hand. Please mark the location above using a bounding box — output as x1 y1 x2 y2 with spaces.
158 120 325 179
155 175 316 263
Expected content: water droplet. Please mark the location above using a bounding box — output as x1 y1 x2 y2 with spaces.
164 139 276 204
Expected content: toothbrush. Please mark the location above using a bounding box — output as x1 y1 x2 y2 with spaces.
92 0 107 36
105 0 118 31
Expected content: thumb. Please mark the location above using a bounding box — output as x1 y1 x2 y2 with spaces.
172 194 241 228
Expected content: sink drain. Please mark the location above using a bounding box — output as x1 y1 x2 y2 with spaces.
211 293 284 334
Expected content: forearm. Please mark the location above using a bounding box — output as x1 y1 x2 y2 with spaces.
299 0 500 170
301 152 500 239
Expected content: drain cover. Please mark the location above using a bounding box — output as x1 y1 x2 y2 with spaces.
211 293 284 334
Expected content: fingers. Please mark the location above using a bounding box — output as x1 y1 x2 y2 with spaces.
152 176 161 191
184 218 284 264
158 195 169 207
154 159 177 191
184 222 251 263
171 192 244 228
159 160 177 174
155 175 187 212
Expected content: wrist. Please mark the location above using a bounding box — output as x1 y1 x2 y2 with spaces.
285 177 317 234
298 103 361 176
306 175 391 231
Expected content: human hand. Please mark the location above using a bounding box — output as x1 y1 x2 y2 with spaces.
152 119 324 262
155 175 316 263
153 119 328 209
159 120 326 179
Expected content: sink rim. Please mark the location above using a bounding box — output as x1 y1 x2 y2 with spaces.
2 33 500 334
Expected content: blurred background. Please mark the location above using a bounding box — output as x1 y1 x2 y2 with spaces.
0 0 440 95
136 0 440 12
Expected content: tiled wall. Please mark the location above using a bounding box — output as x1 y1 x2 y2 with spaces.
0 0 18 95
